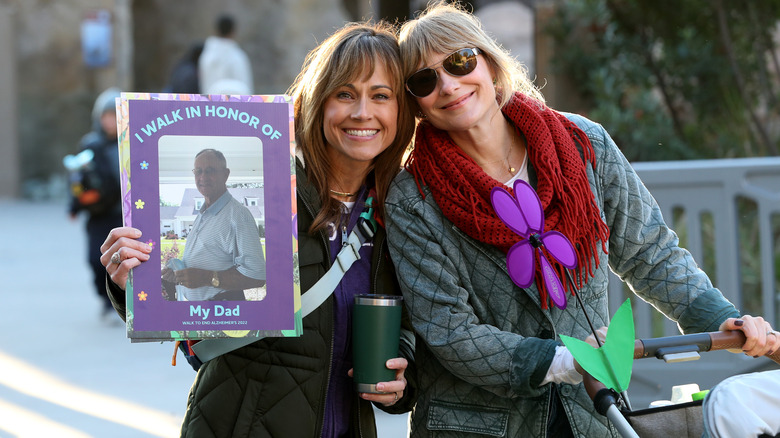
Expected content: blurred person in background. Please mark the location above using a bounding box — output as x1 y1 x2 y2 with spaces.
164 41 204 94
66 87 123 320
198 14 253 95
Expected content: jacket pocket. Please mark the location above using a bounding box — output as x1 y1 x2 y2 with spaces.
234 379 266 438
427 400 509 437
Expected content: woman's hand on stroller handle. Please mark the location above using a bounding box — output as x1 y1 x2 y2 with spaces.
582 329 780 438
633 330 780 365
584 329 780 402
718 316 779 358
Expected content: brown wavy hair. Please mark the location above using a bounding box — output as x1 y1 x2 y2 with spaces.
287 21 415 233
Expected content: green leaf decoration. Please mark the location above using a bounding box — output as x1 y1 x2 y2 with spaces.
560 298 635 392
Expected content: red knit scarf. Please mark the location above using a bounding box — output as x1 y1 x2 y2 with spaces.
407 92 610 308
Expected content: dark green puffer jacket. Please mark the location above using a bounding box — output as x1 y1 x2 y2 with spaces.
107 161 416 437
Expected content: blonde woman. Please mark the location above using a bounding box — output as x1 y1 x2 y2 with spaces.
385 3 779 437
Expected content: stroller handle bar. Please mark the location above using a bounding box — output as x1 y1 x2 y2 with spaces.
584 330 780 408
633 330 780 364
583 331 779 438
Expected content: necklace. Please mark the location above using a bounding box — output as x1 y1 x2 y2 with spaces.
508 145 516 174
476 138 516 175
329 189 356 198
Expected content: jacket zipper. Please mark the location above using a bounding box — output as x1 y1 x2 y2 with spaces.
321 309 336 438
300 192 337 438
457 224 561 435
356 227 383 438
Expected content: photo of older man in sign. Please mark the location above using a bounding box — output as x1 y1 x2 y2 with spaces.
157 136 266 302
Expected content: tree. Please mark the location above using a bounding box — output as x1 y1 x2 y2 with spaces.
546 0 780 161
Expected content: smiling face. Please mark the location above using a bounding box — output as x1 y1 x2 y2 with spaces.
413 49 499 133
193 151 229 205
322 60 399 172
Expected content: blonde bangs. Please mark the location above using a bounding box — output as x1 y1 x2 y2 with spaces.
399 10 480 78
399 1 544 109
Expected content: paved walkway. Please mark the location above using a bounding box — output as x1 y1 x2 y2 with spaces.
0 199 407 437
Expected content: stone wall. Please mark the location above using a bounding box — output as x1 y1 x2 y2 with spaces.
11 0 121 198
131 0 350 94
10 0 350 199
0 6 19 198
8 0 536 200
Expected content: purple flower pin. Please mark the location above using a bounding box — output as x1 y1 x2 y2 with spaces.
490 180 578 309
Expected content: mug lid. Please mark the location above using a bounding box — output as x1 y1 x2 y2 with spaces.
354 294 403 306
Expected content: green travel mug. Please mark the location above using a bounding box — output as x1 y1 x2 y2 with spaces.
352 294 403 393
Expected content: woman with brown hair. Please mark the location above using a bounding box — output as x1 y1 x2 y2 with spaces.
101 21 416 437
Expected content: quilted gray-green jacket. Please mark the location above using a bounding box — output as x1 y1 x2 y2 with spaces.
385 113 739 437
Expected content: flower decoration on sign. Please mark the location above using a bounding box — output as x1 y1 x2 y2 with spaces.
135 199 145 209
140 161 149 170
138 291 148 301
490 180 577 309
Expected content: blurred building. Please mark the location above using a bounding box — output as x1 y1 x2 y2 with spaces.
0 0 544 200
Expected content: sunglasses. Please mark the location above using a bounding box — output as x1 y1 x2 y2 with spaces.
405 48 481 98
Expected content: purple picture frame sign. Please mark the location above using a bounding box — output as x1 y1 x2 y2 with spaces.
117 93 301 342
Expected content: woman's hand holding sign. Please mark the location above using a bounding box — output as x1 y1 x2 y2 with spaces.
100 227 152 290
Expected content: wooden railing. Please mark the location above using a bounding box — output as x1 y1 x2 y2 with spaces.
608 157 780 408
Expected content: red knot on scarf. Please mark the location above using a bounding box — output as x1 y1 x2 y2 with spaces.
406 92 610 308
